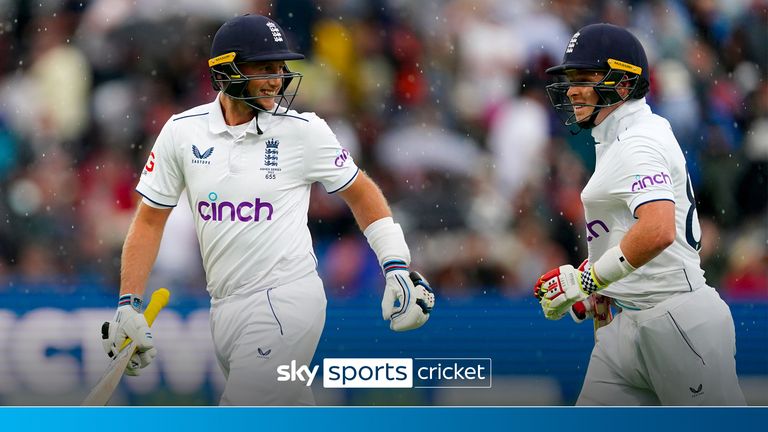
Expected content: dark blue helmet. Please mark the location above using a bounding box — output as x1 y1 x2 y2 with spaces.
545 23 650 129
209 14 304 114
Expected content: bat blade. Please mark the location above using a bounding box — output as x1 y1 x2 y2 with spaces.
81 341 136 406
81 288 170 406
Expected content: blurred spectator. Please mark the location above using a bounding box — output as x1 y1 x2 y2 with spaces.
723 226 768 298
0 0 764 299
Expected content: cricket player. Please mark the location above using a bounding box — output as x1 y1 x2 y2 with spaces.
99 14 435 405
535 23 745 405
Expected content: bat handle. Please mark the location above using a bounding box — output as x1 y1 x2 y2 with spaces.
118 288 171 351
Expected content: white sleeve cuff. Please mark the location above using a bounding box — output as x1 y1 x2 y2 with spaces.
592 245 636 285
363 217 411 270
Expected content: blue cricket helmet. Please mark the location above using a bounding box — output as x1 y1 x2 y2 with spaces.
210 14 305 63
209 14 304 115
545 23 650 129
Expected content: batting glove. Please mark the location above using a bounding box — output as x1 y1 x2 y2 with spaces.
534 263 606 320
382 260 435 332
569 259 594 324
101 294 157 376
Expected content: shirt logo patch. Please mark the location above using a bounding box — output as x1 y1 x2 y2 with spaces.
586 219 609 242
192 145 214 165
631 172 671 192
198 192 274 222
260 138 281 180
334 148 351 167
142 151 156 175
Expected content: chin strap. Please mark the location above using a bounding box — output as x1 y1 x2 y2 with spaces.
254 111 263 135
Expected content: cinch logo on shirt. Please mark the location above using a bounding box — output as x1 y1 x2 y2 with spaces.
334 148 351 167
197 192 274 222
631 172 671 192
586 219 609 242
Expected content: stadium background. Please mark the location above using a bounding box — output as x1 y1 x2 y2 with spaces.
0 0 765 405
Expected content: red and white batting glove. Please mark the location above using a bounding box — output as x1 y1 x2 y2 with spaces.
569 259 594 323
534 261 607 320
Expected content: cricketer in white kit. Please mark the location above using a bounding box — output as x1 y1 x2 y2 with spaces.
99 14 435 405
537 23 745 405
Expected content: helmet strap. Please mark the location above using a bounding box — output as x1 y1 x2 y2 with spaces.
254 111 263 135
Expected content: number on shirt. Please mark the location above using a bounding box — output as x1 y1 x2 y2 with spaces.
684 168 702 251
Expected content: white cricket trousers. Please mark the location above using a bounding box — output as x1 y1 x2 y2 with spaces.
209 272 326 405
577 287 746 405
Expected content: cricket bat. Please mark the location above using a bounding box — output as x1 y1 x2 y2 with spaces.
572 294 613 342
81 288 170 406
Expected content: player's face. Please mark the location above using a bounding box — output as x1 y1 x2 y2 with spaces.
238 61 286 110
565 70 605 122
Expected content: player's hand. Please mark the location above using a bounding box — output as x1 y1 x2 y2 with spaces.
569 297 594 323
534 264 605 320
101 295 157 376
569 259 593 323
382 268 435 332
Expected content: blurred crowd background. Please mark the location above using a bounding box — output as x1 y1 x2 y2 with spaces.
0 0 765 301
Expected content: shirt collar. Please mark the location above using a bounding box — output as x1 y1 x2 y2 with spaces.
207 92 274 136
208 93 228 135
591 97 651 145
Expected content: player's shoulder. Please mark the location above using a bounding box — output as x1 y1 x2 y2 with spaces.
619 106 673 140
619 112 675 150
277 110 333 134
278 109 322 125
169 101 214 124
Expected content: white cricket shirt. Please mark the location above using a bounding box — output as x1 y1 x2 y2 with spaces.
582 98 707 309
136 94 359 299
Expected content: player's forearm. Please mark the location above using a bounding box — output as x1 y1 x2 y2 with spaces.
338 172 392 230
619 224 674 268
119 206 170 297
619 201 676 268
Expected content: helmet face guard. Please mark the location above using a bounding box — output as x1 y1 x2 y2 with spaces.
545 66 643 129
209 52 303 115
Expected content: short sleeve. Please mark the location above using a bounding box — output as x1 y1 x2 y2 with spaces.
302 116 359 193
136 118 185 207
613 138 675 217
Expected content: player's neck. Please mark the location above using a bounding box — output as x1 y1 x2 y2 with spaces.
220 95 255 126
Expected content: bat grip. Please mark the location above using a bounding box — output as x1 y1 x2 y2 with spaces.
118 288 171 351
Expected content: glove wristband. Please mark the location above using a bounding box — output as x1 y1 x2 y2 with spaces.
383 259 409 274
581 266 604 294
118 294 144 313
592 245 636 286
363 217 411 273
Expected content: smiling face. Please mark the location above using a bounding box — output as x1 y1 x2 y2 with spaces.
237 61 286 111
565 70 606 123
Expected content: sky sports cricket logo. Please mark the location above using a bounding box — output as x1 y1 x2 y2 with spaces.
276 358 492 388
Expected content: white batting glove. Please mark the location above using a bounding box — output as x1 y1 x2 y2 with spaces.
381 260 435 331
533 264 605 320
101 294 157 376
